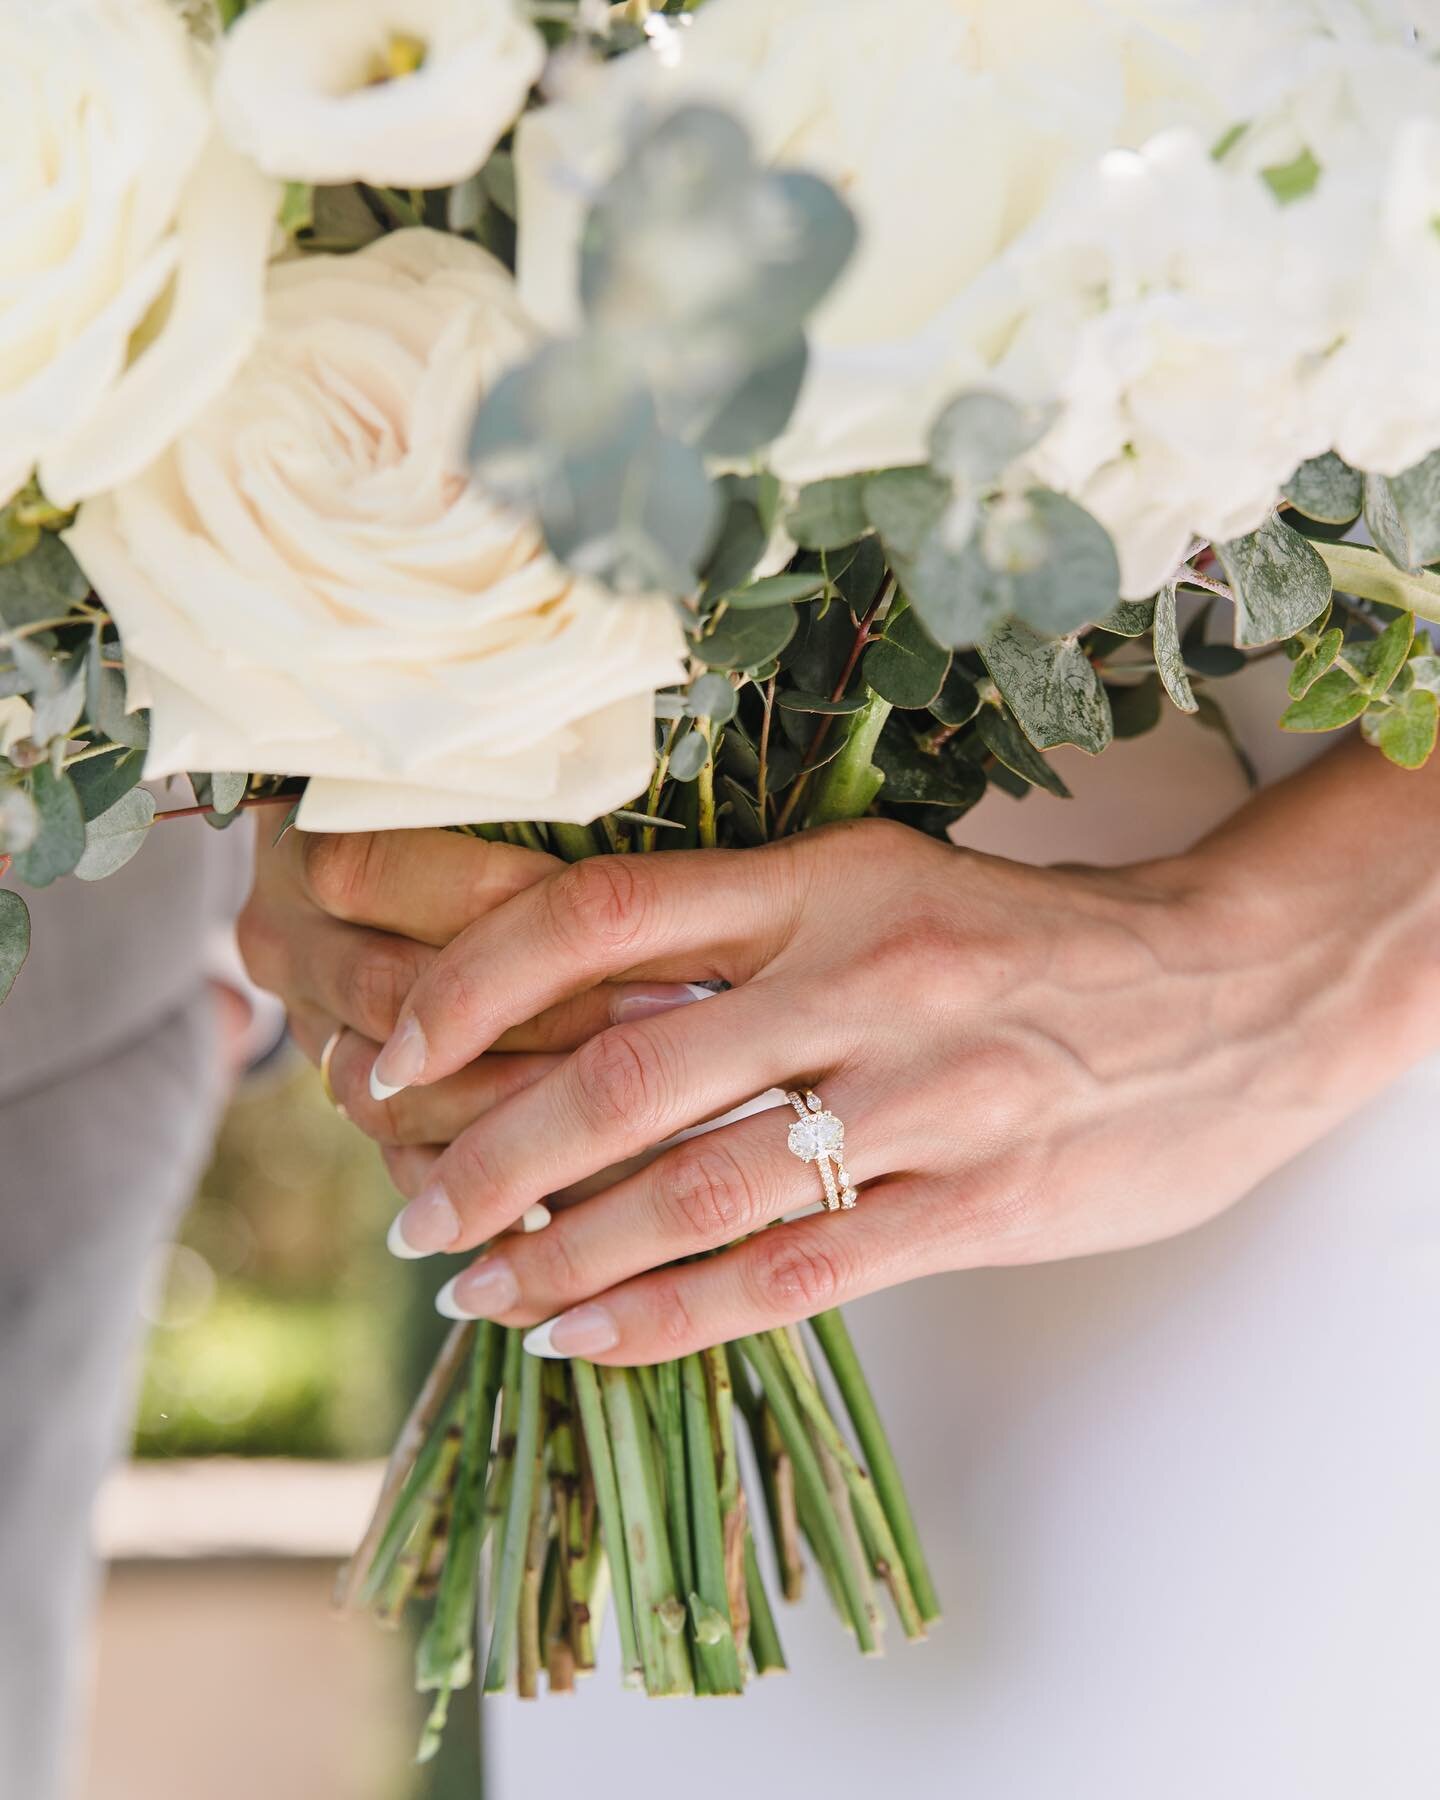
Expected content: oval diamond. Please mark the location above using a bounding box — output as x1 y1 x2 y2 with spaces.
787 1111 844 1163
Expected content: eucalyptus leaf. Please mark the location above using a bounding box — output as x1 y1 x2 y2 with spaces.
1358 611 1414 697
1097 597 1156 638
1153 583 1198 713
1215 513 1332 646
863 605 950 709
719 776 766 845
690 339 807 458
482 151 517 220
862 467 950 561
0 887 30 1003
979 620 1112 755
74 786 156 881
1363 451 1440 572
70 745 145 821
1312 540 1440 625
974 705 1072 798
0 533 89 628
776 690 867 716
699 494 767 604
872 722 985 808
1279 667 1368 733
833 534 887 612
985 490 1121 637
722 573 827 609
668 729 710 782
927 390 1048 485
309 185 386 249
0 510 38 567
29 650 87 745
685 673 737 724
929 664 981 727
11 764 84 887
86 643 147 749
1107 674 1163 739
697 603 798 671
788 477 869 551
903 535 1005 649
782 598 854 694
1286 625 1344 699
209 771 248 815
1282 452 1363 524
1365 687 1439 769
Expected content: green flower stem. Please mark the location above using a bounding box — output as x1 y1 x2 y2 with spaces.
657 1360 697 1606
742 1530 787 1675
418 1322 505 1692
726 1345 804 1603
482 1329 525 1564
517 1453 550 1699
572 1359 642 1686
682 1353 746 1693
543 1364 593 1667
339 1319 474 1610
550 821 601 862
767 1327 924 1640
810 1310 941 1625
601 1366 695 1696
703 1344 748 1646
374 1419 464 1623
803 691 893 830
483 1347 544 1692
740 1335 877 1654
358 1394 463 1610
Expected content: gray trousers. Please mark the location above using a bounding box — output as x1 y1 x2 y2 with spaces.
0 812 247 1799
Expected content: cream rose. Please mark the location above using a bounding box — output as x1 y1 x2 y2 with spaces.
0 0 275 511
215 0 545 187
65 230 688 832
514 0 1233 483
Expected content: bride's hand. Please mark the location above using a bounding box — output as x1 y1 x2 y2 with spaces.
359 789 1427 1364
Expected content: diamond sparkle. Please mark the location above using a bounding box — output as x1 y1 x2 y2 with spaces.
787 1110 845 1163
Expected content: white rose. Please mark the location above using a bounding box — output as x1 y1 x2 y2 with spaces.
65 230 688 833
215 0 545 187
514 0 1237 482
0 0 275 511
0 699 34 759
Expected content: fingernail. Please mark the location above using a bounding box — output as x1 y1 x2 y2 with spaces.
435 1257 519 1320
387 1180 460 1257
371 1015 427 1100
519 1203 551 1233
611 983 718 1025
524 1303 620 1359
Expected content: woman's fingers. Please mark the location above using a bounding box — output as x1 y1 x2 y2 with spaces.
532 1180 949 1365
323 1030 565 1146
433 1086 893 1324
369 847 800 1095
380 1144 553 1238
388 981 833 1254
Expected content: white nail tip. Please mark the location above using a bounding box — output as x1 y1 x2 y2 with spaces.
522 1319 563 1358
386 1212 428 1260
434 1275 469 1320
520 1204 552 1233
684 984 721 1000
369 1066 408 1102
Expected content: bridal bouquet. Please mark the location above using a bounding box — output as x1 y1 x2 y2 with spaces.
4 0 1440 1739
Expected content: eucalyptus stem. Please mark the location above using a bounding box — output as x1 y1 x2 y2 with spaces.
810 1310 940 1624
740 1335 877 1654
571 1359 642 1686
483 1347 544 1692
682 1353 746 1693
696 718 718 848
601 1366 694 1695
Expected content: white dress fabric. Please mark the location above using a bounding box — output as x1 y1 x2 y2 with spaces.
489 662 1440 1799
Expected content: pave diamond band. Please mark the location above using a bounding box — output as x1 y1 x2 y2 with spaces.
784 1089 857 1211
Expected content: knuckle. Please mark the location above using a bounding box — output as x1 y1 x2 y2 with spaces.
235 903 280 991
648 1276 698 1353
301 832 381 922
422 953 487 1035
572 1027 672 1134
523 1223 581 1298
346 939 417 1038
747 1232 848 1316
658 1142 764 1244
545 857 654 958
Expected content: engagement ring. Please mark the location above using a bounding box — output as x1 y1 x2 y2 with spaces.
784 1089 857 1211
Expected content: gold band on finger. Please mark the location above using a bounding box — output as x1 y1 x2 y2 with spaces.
783 1089 857 1211
319 1029 349 1120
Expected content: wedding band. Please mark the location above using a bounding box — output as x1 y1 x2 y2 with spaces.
319 1029 349 1120
784 1089 857 1211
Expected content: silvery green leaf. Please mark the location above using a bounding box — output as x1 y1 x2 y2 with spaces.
1282 452 1362 525
1363 686 1439 768
722 572 826 609
788 477 869 551
668 728 710 782
979 619 1113 754
11 764 84 886
1363 451 1440 572
700 492 767 603
927 390 1050 486
686 673 737 724
929 664 981 727
1153 583 1198 713
1215 513 1332 646
1405 653 1440 695
74 785 155 881
973 705 1071 797
990 490 1121 636
0 887 30 1003
1285 625 1343 699
862 604 950 709
688 339 807 458
1097 597 1156 639
29 649 87 745
1279 667 1368 732
1107 673 1162 739
70 745 145 821
863 467 950 560
775 690 867 716
208 771 247 815
872 725 985 809
697 603 798 671
446 172 487 236
85 640 147 750
719 776 766 846
482 152 517 220
905 534 1009 648
548 424 721 595
1311 540 1440 623
0 786 38 855
782 599 855 695
0 533 89 629
1356 611 1413 698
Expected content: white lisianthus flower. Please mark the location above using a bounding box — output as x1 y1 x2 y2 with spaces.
0 0 275 510
215 0 545 187
65 231 688 832
514 0 1239 483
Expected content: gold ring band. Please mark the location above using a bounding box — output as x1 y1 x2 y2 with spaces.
319 1029 349 1120
783 1089 856 1211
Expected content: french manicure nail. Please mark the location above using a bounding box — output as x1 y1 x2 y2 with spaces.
519 1203 551 1233
387 1180 460 1257
435 1257 519 1320
611 982 719 1024
370 1015 427 1100
524 1303 620 1359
